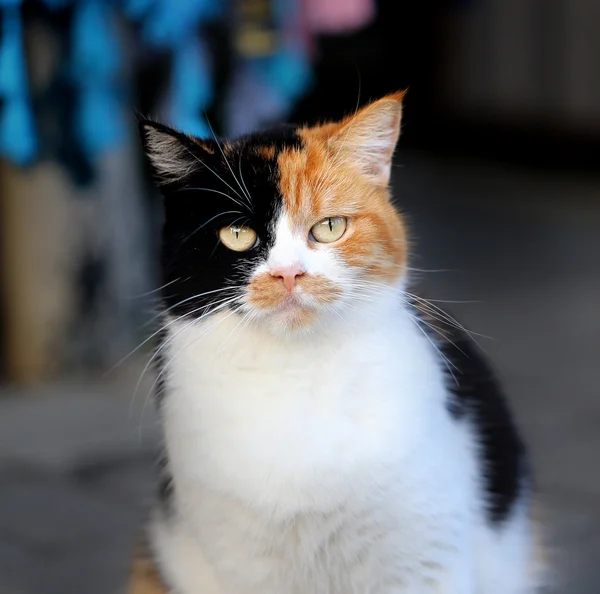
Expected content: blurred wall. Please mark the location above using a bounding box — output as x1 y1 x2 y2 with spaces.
441 0 600 132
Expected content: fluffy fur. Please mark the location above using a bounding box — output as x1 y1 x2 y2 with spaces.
131 93 546 594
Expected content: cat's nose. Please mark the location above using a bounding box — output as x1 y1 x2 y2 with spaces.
270 266 305 292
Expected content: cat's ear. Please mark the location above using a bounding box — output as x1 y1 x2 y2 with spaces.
329 91 406 186
138 119 213 186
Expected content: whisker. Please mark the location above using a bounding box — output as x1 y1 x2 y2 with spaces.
129 312 199 424
215 307 254 353
137 306 241 439
126 277 184 299
348 278 490 342
177 142 248 208
182 210 242 243
178 186 247 211
139 285 238 330
238 143 253 208
407 267 457 274
404 309 459 385
106 287 240 373
405 292 492 341
205 116 253 209
157 286 239 318
344 279 491 356
131 294 242 423
412 313 469 359
415 298 480 304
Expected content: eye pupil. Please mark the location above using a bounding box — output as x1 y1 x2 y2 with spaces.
219 225 257 252
310 216 347 244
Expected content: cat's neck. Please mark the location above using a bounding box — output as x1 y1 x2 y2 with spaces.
158 286 446 519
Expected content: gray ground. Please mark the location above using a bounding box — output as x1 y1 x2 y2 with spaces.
1 154 599 593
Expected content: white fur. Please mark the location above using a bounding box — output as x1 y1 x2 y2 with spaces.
150 212 541 594
242 214 355 335
258 214 347 289
143 126 197 183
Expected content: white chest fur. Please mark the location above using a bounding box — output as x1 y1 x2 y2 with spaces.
151 301 492 594
162 303 461 514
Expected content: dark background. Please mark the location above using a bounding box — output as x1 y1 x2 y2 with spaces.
1 1 599 592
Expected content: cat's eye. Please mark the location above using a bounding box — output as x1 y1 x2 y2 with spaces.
219 225 257 252
310 217 347 244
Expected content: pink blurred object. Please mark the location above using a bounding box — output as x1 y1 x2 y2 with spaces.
302 0 376 34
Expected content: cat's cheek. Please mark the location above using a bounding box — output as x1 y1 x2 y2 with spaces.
333 219 406 283
296 275 343 305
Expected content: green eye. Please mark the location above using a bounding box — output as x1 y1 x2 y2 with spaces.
310 217 347 243
219 225 257 252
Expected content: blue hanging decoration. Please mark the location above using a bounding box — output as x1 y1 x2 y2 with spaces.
259 46 312 106
0 1 37 165
42 0 72 10
122 0 156 21
0 0 312 168
170 39 212 138
70 0 125 158
262 0 312 105
142 0 221 49
224 0 312 136
141 0 223 138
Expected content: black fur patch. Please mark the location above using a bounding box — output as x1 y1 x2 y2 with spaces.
415 301 528 525
156 450 174 512
139 121 302 320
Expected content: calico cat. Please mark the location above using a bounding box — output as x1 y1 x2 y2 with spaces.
129 93 546 594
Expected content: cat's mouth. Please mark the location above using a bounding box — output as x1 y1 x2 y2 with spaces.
244 272 344 332
247 272 342 309
276 294 311 312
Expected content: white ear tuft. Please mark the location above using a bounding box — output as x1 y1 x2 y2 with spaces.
329 91 405 185
140 122 199 185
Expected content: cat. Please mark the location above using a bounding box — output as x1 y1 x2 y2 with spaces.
128 92 546 594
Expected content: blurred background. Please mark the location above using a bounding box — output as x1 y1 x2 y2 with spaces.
0 0 599 592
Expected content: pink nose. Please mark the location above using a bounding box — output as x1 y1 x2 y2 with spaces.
271 266 305 292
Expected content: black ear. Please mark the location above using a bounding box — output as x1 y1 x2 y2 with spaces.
138 119 211 186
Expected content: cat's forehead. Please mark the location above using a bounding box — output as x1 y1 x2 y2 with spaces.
228 124 303 161
226 124 369 229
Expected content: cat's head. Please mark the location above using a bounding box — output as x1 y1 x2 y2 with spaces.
140 92 407 337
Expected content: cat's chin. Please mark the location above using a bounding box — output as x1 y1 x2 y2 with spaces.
250 297 328 337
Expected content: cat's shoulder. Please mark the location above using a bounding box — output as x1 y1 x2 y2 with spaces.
410 293 529 525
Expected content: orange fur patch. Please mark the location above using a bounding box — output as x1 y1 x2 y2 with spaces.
247 272 342 311
301 274 343 303
190 138 215 154
128 552 168 594
276 93 408 283
256 145 276 160
248 271 289 310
